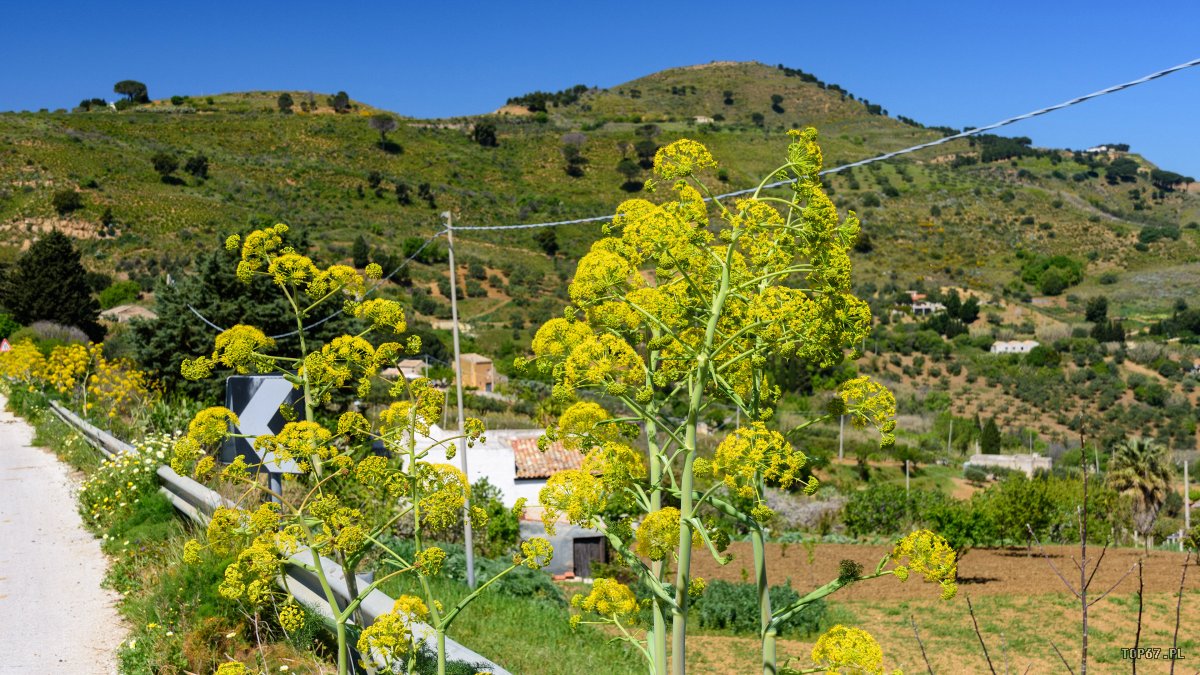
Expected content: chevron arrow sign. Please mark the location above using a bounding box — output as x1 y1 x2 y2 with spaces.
221 375 304 474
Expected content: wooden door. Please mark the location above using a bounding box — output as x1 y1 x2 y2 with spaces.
572 536 607 578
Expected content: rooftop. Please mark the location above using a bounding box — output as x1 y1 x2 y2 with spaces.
509 436 585 479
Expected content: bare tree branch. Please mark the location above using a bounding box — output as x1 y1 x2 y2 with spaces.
1133 560 1143 675
1050 640 1076 675
1027 523 1081 598
966 593 997 675
910 614 934 675
1171 551 1191 675
1088 561 1138 606
1083 541 1110 591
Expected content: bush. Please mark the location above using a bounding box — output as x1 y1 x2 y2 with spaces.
51 189 84 215
98 280 142 309
693 580 824 636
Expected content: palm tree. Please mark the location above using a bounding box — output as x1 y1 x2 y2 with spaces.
1106 437 1173 550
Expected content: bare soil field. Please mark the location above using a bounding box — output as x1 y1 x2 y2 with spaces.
682 542 1199 674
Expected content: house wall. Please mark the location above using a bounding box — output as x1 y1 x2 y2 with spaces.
415 425 543 506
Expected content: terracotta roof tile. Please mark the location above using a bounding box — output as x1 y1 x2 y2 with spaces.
509 436 585 479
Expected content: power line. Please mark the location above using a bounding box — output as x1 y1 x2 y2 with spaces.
185 229 446 339
452 56 1200 231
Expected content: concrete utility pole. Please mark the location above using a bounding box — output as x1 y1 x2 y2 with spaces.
838 415 845 460
1186 460 1191 549
443 211 475 589
905 459 910 498
947 418 954 455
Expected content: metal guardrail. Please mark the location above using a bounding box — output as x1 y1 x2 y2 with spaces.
47 401 509 674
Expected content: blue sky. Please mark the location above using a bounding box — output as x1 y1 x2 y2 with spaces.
3 1 1198 176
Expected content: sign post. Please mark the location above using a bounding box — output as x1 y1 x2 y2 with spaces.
223 375 304 502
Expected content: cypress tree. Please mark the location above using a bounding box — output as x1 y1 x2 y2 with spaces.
981 418 1002 455
1 230 103 341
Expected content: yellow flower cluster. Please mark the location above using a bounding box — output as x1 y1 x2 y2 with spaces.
539 468 605 534
653 139 717 179
572 578 639 621
514 537 554 570
809 625 885 675
87 356 156 419
891 529 958 600
837 376 897 449
0 339 45 382
356 595 429 667
635 507 681 561
40 343 96 395
278 600 305 632
416 463 469 531
708 422 807 504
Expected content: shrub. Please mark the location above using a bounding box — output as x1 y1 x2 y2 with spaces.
693 580 824 636
51 189 84 215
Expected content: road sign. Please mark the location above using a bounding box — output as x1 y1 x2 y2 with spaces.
0 338 10 352
222 375 304 474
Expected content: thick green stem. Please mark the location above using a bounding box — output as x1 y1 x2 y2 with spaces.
752 527 775 675
437 629 447 675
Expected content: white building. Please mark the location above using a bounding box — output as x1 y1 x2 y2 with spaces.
414 426 584 507
990 340 1039 355
965 453 1052 478
416 425 609 577
912 301 946 316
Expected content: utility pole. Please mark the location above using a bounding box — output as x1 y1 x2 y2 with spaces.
838 415 845 460
443 211 475 589
905 459 910 498
947 418 954 455
1186 460 1191 550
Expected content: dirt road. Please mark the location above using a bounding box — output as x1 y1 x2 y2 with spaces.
0 396 124 673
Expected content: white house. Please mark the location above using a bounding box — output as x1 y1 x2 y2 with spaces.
990 340 1039 355
414 425 584 507
415 425 609 577
911 301 946 316
965 453 1051 478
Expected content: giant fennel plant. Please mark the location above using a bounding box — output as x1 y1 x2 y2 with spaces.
170 226 552 675
523 130 957 674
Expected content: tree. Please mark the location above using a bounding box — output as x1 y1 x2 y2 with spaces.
1085 296 1108 323
1107 437 1172 549
277 92 294 114
394 181 411 205
183 154 209 180
351 234 370 269
113 80 149 104
562 144 588 177
130 241 349 399
981 418 1002 454
770 93 784 113
958 296 980 323
751 112 765 127
1 231 103 341
328 91 350 113
616 158 642 192
1039 267 1068 296
472 120 498 147
1105 157 1139 184
151 152 179 183
51 189 84 215
534 228 559 260
368 113 398 145
723 90 734 105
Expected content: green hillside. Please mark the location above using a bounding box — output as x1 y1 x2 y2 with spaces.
2 61 1198 329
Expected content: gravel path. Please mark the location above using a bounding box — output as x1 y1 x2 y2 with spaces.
0 396 124 673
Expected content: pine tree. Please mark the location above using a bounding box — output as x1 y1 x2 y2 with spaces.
981 418 1002 455
352 235 370 269
1 230 104 341
129 243 351 398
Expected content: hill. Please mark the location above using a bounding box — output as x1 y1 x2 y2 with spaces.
2 62 1200 405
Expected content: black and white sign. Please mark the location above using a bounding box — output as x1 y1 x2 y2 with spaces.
222 375 304 474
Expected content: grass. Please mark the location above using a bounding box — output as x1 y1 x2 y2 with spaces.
380 573 647 675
